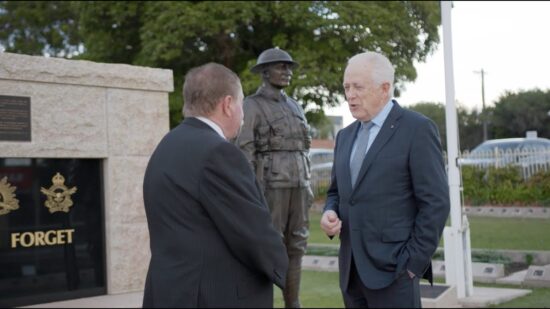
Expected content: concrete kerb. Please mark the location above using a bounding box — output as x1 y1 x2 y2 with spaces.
464 206 550 219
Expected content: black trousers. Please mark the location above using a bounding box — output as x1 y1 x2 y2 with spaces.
342 257 421 308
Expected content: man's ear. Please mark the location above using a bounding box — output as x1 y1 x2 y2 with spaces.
382 82 390 92
381 82 391 94
221 95 233 117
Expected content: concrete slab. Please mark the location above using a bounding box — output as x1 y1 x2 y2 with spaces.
523 264 550 287
432 260 446 278
420 284 460 308
21 285 533 308
496 269 528 286
458 286 531 308
431 260 506 283
23 292 143 308
464 206 550 219
302 255 339 272
472 262 505 283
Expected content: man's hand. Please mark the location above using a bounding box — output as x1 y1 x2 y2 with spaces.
320 210 342 237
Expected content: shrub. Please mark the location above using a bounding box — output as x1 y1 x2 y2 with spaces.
462 166 550 206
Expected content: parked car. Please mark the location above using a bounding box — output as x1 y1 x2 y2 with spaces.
308 148 334 194
459 137 550 168
308 148 334 167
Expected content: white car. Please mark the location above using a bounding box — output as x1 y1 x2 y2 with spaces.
459 137 550 168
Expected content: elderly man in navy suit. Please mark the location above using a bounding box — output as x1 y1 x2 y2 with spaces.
320 51 450 308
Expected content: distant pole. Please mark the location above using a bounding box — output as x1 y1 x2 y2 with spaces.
474 69 488 141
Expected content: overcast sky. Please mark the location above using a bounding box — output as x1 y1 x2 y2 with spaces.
328 1 550 127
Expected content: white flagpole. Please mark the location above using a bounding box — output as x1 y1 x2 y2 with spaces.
441 0 474 298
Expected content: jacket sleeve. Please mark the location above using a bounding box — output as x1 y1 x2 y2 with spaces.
199 141 288 288
406 118 451 276
324 129 342 216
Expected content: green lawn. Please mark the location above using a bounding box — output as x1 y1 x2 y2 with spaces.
303 210 550 307
274 270 343 308
308 210 550 251
274 270 550 308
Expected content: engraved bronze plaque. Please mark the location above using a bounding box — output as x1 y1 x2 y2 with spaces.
0 95 31 141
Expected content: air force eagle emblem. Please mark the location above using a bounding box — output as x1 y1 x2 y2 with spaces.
40 172 77 213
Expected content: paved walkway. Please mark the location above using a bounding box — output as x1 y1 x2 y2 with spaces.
24 286 532 308
25 292 143 308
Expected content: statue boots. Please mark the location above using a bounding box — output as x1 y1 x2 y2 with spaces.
283 255 303 308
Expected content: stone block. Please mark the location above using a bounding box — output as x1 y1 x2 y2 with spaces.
302 256 338 272
432 260 446 278
0 52 173 92
0 80 108 158
472 262 505 283
420 284 459 308
523 264 550 288
106 89 169 156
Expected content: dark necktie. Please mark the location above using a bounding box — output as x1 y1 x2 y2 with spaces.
350 121 374 187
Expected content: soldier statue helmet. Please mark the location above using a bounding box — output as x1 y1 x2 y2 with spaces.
250 47 299 74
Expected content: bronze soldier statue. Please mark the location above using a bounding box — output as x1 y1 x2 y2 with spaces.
236 48 312 308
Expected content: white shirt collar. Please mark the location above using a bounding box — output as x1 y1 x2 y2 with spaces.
196 117 225 140
370 99 394 128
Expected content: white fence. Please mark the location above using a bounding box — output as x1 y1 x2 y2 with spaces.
458 148 550 180
310 148 550 195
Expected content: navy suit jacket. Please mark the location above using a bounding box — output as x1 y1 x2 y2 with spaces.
143 117 288 308
324 101 450 290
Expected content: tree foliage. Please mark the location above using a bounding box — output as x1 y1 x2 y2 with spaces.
0 1 81 57
0 1 441 129
406 102 484 151
491 89 550 139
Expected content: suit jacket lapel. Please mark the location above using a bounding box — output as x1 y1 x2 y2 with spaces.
352 101 404 193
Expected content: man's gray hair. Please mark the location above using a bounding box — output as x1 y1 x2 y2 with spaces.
348 51 395 96
183 62 241 117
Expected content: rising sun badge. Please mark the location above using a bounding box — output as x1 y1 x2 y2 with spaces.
0 176 19 216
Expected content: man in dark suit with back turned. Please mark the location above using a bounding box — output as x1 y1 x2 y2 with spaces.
320 51 450 308
142 63 288 308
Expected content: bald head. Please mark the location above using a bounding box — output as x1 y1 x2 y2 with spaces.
183 62 242 117
347 51 395 96
343 51 395 122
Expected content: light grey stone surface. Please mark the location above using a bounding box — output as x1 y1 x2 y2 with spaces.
302 255 338 272
0 80 108 157
104 157 150 225
420 284 459 308
523 264 550 287
0 52 173 92
431 260 505 283
471 262 505 283
458 286 531 308
465 206 550 219
0 52 172 297
106 89 169 156
496 269 528 286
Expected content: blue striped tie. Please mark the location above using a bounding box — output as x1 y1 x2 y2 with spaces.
350 121 374 187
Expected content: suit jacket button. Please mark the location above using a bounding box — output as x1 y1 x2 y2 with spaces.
350 200 355 205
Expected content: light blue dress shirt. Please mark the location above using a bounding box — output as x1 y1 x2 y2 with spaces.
350 99 394 160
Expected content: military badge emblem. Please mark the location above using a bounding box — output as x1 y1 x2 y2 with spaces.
0 176 19 216
40 172 77 213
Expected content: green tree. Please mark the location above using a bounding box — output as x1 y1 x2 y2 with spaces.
0 1 81 57
1 1 442 129
491 89 550 139
406 102 485 151
405 102 447 149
